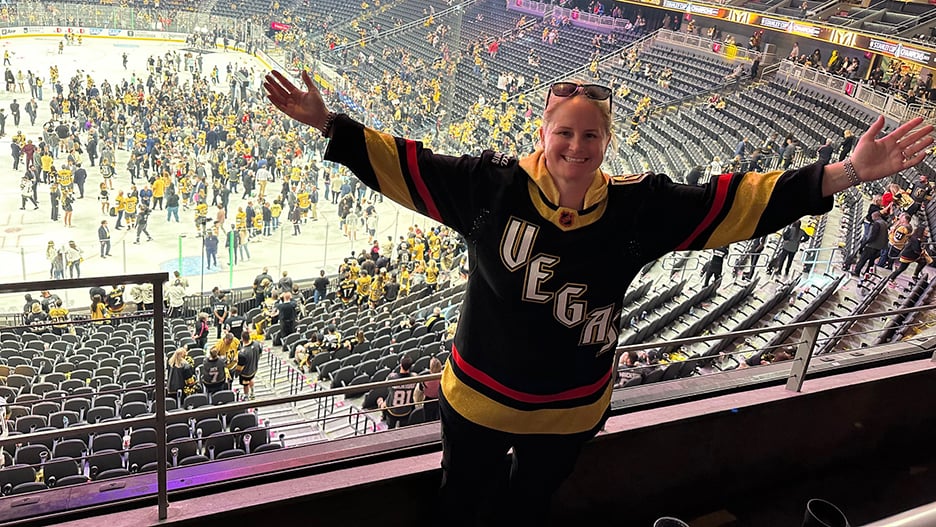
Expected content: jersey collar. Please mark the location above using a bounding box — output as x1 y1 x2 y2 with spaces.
518 149 608 231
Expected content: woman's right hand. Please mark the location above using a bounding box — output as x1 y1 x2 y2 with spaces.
263 70 330 131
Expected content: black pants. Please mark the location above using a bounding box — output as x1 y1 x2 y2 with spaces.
384 411 410 429
853 245 880 276
438 394 602 527
887 259 925 282
703 258 723 287
775 249 796 275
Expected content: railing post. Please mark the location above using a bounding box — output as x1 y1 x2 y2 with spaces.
785 324 821 392
152 278 170 521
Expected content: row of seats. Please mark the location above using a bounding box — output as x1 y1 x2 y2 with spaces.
0 418 282 495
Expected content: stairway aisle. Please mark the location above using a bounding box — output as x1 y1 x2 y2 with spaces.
260 342 376 440
202 333 328 447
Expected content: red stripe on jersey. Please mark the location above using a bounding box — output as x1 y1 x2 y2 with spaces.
452 345 612 404
405 140 442 222
675 173 731 251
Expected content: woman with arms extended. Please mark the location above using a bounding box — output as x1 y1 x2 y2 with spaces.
265 70 932 526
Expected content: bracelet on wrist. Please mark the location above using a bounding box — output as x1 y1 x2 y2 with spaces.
843 157 860 187
320 111 337 138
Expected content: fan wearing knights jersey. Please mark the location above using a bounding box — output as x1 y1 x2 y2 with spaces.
265 69 933 526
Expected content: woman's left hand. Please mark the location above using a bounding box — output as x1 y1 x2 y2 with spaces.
851 115 934 182
822 116 933 196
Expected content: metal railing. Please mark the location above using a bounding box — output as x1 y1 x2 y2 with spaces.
778 60 936 124
656 29 776 65
330 0 478 52
509 0 637 33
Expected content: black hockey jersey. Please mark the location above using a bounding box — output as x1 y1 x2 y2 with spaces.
325 114 832 435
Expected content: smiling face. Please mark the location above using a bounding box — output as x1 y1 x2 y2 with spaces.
539 95 611 186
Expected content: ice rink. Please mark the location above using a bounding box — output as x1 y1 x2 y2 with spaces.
0 35 420 313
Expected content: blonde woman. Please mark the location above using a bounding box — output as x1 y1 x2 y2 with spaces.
415 357 443 422
167 346 197 400
266 68 933 524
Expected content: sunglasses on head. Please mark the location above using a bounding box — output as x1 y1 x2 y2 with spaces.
547 82 613 109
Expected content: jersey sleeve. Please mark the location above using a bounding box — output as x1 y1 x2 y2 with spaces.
638 162 833 256
323 114 501 235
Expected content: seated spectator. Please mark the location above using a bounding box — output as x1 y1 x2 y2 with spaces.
415 357 443 421
425 306 444 328
378 355 417 429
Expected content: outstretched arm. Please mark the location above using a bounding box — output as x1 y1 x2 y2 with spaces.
822 116 933 197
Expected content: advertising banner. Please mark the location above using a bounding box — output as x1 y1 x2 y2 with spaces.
615 0 936 67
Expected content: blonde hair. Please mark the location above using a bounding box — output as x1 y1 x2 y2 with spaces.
429 357 443 374
169 347 188 368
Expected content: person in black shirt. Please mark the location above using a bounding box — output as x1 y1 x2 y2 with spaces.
906 174 933 216
210 288 229 339
194 312 210 351
313 269 328 303
740 236 766 281
838 129 856 162
253 267 273 303
167 347 197 402
378 355 417 429
886 225 931 285
22 294 39 320
26 302 51 333
384 274 400 303
226 306 246 340
276 291 297 347
236 328 261 400
685 165 704 186
703 246 729 287
201 347 230 395
816 138 834 166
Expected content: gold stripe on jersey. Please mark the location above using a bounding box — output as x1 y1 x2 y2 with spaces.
705 171 781 249
364 128 417 211
441 365 611 435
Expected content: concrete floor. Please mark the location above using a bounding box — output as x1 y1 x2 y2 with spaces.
0 36 423 314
